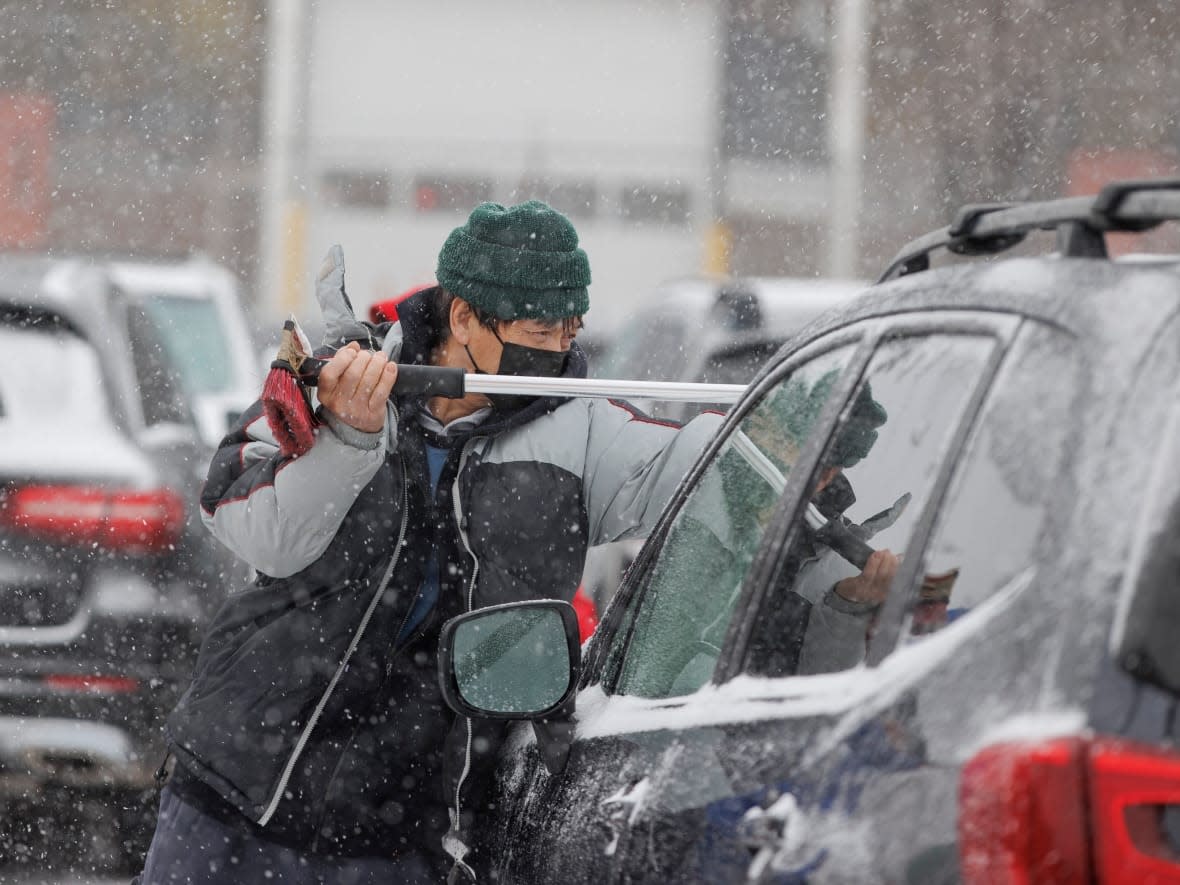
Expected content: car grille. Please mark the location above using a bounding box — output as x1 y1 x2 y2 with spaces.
0 581 83 627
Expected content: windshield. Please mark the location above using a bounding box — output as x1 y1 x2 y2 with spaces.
137 293 235 395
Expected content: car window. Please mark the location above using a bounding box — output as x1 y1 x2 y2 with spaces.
0 323 113 426
607 344 856 700
137 293 236 394
744 333 996 678
893 324 1077 650
123 301 194 427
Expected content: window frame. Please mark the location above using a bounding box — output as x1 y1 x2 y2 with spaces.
582 324 872 694
715 312 1023 683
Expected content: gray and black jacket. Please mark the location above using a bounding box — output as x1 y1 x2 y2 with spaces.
164 282 723 871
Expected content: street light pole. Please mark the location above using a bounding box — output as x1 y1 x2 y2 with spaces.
260 0 311 327
826 0 868 279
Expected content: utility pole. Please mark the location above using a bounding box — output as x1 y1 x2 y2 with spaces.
826 0 868 278
260 0 311 327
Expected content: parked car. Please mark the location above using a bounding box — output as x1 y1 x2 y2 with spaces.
438 179 1180 883
106 255 263 450
0 255 237 869
582 277 865 609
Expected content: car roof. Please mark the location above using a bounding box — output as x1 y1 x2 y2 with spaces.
644 275 867 327
804 251 1180 345
0 253 120 339
106 256 238 300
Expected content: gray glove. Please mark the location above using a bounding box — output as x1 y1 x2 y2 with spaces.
315 245 372 347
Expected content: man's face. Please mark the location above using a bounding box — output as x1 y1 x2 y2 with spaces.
469 316 580 373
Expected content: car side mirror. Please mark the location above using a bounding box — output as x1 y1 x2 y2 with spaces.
438 600 581 774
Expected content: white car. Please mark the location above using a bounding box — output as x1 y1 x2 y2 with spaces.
106 256 263 449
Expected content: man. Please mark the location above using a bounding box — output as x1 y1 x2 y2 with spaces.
136 201 723 884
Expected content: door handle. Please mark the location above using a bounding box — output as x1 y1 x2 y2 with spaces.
738 792 828 881
598 777 650 856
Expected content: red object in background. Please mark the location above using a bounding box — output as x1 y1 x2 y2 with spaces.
959 735 1180 885
1066 147 1180 256
571 586 599 642
368 283 435 324
415 185 439 212
0 484 185 553
0 94 53 249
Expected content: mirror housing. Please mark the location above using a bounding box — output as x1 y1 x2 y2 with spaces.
438 600 581 773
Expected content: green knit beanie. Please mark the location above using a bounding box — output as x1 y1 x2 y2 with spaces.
829 380 888 468
759 371 887 469
436 200 591 320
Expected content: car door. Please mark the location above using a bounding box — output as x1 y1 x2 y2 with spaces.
597 316 1015 882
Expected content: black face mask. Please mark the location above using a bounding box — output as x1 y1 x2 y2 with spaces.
495 340 569 379
463 328 570 410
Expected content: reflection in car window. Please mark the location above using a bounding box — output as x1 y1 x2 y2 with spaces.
138 294 235 395
898 325 1076 647
745 334 995 679
609 345 855 700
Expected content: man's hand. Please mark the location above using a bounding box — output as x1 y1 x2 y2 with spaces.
317 342 399 433
833 548 900 605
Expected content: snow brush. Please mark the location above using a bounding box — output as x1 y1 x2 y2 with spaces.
262 318 746 459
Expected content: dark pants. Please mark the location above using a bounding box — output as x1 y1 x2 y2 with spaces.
135 786 442 884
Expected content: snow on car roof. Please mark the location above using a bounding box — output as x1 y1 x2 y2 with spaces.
106 258 232 299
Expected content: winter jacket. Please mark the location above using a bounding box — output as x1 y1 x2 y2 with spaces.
164 287 724 871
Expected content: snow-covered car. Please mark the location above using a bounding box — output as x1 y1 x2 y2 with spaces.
0 256 238 867
438 179 1180 883
106 256 263 450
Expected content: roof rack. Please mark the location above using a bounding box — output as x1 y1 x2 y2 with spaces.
877 178 1180 283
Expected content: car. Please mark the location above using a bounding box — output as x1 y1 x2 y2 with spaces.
594 276 866 422
581 277 866 609
437 178 1180 883
0 255 238 869
105 256 264 450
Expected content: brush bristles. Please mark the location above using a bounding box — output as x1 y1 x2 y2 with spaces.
262 366 317 457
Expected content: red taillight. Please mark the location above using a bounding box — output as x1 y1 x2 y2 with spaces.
1090 738 1180 882
42 674 140 694
960 736 1180 885
959 738 1090 884
1 485 185 553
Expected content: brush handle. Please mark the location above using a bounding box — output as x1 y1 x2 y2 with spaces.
284 357 746 403
287 358 467 398
811 517 876 571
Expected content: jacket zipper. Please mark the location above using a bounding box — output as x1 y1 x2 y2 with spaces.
448 438 480 879
257 461 410 827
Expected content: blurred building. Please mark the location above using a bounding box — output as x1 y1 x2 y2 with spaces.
0 2 265 289
4 0 1179 324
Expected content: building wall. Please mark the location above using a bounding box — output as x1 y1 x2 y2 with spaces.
298 0 724 332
